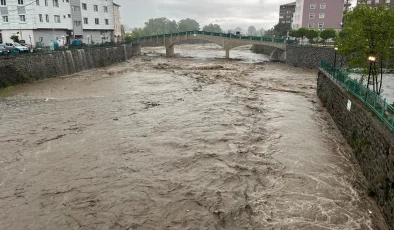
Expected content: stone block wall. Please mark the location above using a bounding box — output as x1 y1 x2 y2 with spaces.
317 70 394 229
286 45 344 69
0 45 133 88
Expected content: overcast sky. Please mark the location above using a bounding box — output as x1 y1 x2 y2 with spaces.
115 0 357 31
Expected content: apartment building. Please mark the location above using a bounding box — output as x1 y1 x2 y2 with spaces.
292 0 346 30
113 2 121 42
279 2 296 24
0 0 118 46
358 0 394 6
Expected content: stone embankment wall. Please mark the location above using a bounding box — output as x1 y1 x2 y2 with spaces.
286 45 345 68
317 71 394 229
0 45 133 88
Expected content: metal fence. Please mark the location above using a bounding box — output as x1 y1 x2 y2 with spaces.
321 60 394 132
132 31 285 44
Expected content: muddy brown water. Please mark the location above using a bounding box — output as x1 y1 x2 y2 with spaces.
0 44 389 230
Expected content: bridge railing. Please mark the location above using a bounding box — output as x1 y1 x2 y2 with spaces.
320 60 394 132
131 31 285 44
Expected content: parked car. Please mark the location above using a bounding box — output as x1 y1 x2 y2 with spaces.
4 42 29 53
0 44 9 55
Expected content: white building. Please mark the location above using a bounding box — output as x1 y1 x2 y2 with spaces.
0 0 117 46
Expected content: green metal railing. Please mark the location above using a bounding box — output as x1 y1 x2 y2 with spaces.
321 60 394 132
131 31 285 44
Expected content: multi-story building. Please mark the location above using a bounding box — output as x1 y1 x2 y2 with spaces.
279 2 296 24
113 2 121 42
292 0 347 30
0 0 118 46
357 0 394 6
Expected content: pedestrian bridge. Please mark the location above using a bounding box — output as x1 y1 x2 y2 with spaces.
131 31 286 60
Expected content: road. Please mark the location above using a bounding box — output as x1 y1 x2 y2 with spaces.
0 44 389 230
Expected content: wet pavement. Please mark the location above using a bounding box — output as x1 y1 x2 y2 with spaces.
0 44 389 230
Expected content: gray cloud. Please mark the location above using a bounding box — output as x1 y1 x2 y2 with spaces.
115 0 357 31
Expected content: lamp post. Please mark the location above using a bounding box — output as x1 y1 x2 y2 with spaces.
367 55 376 92
334 47 338 68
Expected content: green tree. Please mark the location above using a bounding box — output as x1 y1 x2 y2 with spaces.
289 29 299 38
337 2 394 94
248 26 257 36
273 22 292 37
320 29 336 41
130 28 146 38
305 29 319 44
178 18 200 32
143 18 178 35
203 23 222 33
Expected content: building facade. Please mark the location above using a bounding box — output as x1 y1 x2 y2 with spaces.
357 0 394 6
279 2 296 24
0 0 118 46
113 2 121 42
292 0 346 30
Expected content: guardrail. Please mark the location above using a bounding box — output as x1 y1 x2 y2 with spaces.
321 60 394 132
132 31 285 44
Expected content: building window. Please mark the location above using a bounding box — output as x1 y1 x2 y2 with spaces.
53 0 58 7
95 18 99 24
0 0 6 5
39 14 43 22
104 6 108 12
19 15 25 22
375 0 379 3
309 13 315 19
83 17 88 24
36 0 39 5
320 3 326 9
18 0 23 4
72 5 80 12
105 19 108 25
2 15 8 22
310 4 316 9
45 0 48 6
74 21 81 26
318 23 324 28
45 14 49 22
54 15 60 23
319 13 325 18
94 5 98 11
82 3 87 10
308 23 314 28
386 0 390 3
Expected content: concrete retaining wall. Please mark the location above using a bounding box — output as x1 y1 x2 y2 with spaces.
317 70 394 229
251 44 286 62
0 45 133 88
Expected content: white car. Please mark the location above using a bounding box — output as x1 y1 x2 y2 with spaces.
4 42 29 53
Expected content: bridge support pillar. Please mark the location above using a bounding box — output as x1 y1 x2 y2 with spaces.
225 49 230 59
131 43 141 56
166 45 175 57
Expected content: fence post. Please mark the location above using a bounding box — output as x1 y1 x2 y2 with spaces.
382 98 386 117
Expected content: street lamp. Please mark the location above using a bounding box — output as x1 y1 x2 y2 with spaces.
334 47 338 68
367 55 376 92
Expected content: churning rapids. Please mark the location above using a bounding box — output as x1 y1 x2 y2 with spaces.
0 44 389 230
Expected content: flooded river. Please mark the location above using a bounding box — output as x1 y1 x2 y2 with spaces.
0 44 389 230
